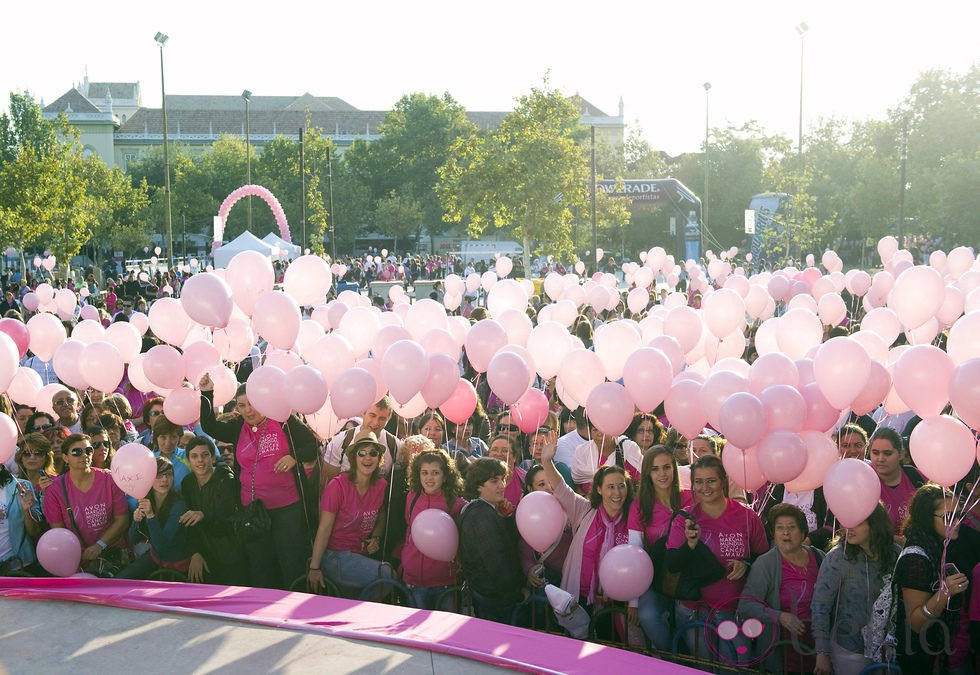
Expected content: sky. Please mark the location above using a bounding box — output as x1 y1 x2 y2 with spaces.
3 1 977 156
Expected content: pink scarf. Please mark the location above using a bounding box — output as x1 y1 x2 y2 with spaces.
588 508 624 605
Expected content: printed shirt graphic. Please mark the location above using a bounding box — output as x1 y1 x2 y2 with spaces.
237 421 297 509
321 474 388 553
42 470 128 548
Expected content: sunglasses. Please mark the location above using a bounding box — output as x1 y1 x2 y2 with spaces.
53 399 76 407
22 450 49 458
149 410 164 418
66 446 95 457
499 424 520 432
32 423 54 432
536 427 553 434
356 449 381 458
92 440 110 449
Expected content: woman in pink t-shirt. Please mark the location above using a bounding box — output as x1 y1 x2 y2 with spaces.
666 454 769 668
869 426 923 540
308 432 392 598
628 445 693 650
400 448 465 610
42 433 130 574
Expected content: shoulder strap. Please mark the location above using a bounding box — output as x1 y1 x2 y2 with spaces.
340 427 356 451
614 437 626 469
408 491 423 519
902 465 925 489
60 477 81 536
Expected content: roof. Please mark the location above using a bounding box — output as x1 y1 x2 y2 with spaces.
43 89 101 114
85 82 139 102
569 95 611 118
165 94 358 112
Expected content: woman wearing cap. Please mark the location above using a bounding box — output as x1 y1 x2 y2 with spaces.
199 376 320 590
308 431 392 598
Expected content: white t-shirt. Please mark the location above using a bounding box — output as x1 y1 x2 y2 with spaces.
322 425 402 476
570 437 642 485
555 430 588 467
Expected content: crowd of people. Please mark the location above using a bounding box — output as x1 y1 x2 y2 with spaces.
0 244 978 675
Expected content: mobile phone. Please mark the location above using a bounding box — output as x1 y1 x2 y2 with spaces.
944 563 960 577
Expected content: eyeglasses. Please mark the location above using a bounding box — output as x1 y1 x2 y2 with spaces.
31 423 54 432
149 410 164 418
499 424 520 432
693 478 720 487
157 471 174 478
65 446 94 457
91 440 110 449
22 450 49 458
536 427 552 434
839 441 866 449
52 398 76 408
356 449 381 458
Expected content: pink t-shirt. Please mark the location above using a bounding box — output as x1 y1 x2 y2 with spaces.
667 498 769 611
321 474 387 553
879 470 920 532
401 491 465 587
42 469 129 548
579 512 629 600
504 466 527 508
780 552 819 673
238 421 298 510
627 490 694 545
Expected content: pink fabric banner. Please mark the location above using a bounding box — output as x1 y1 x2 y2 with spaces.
0 578 699 674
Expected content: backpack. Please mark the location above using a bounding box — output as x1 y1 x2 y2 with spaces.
340 427 398 465
862 545 925 662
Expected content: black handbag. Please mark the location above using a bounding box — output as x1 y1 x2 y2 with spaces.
654 509 727 601
232 498 271 543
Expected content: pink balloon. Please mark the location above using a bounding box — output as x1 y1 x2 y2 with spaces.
337 306 382 358
180 272 234 328
104 322 142 363
0 332 17 394
893 345 954 418
51 340 89 390
889 265 945 330
330 367 378 419
410 509 459 562
246 365 291 422
112 442 158 499
307 334 356 387
663 306 702 353
801 383 840 432
949 359 980 430
382 339 429 405
0 413 17 464
910 415 976 487
718 392 768 449
419 328 460 361
700 370 749 430
252 291 301 350
421 354 461 409
404 299 449 342
813 337 871 409
767 275 791 302
355 357 388 403
440 379 478 425
181 341 222 385
163 387 202 426
648 335 685 376
7 366 42 406
785 431 839 492
306 397 344 440
26 312 67 362
282 254 332 306
128 311 149 336
823 459 882 528
749 352 799 395
585 382 634 437
598 544 654 602
142 344 185 390
36 528 82 577
206 365 239 407
79 341 124 393
0 318 30 358
775 308 823 360
702 288 746 338
487 351 532 405
850 361 892 416
665 379 707 439
147 297 192 346
464 319 508 373
35 383 66 417
511 388 550 434
722 445 766 492
526 321 574 379
756 430 807 483
226 250 275 316
515 491 566 553
285 364 329 415
623 347 673 413
760 384 807 432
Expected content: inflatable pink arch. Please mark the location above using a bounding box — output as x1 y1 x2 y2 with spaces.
214 184 291 250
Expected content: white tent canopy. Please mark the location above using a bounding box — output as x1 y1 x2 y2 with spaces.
261 233 301 260
212 230 278 269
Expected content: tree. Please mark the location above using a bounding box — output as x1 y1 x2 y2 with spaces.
346 92 477 248
373 190 424 250
439 82 591 271
80 157 150 264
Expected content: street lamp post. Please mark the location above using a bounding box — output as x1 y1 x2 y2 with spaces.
154 32 175 271
242 90 252 229
796 22 808 159
703 82 711 249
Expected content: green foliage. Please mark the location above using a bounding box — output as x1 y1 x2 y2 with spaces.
438 82 591 268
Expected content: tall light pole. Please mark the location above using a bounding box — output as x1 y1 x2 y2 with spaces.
703 81 711 243
796 22 808 159
242 90 252 229
154 32 175 270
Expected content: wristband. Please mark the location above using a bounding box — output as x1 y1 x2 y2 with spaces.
96 539 108 550
309 567 321 572
921 599 938 619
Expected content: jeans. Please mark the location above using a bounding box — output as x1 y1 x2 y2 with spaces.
244 501 310 590
638 588 674 651
408 585 457 611
116 552 159 580
674 602 751 672
320 549 393 600
470 588 518 625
